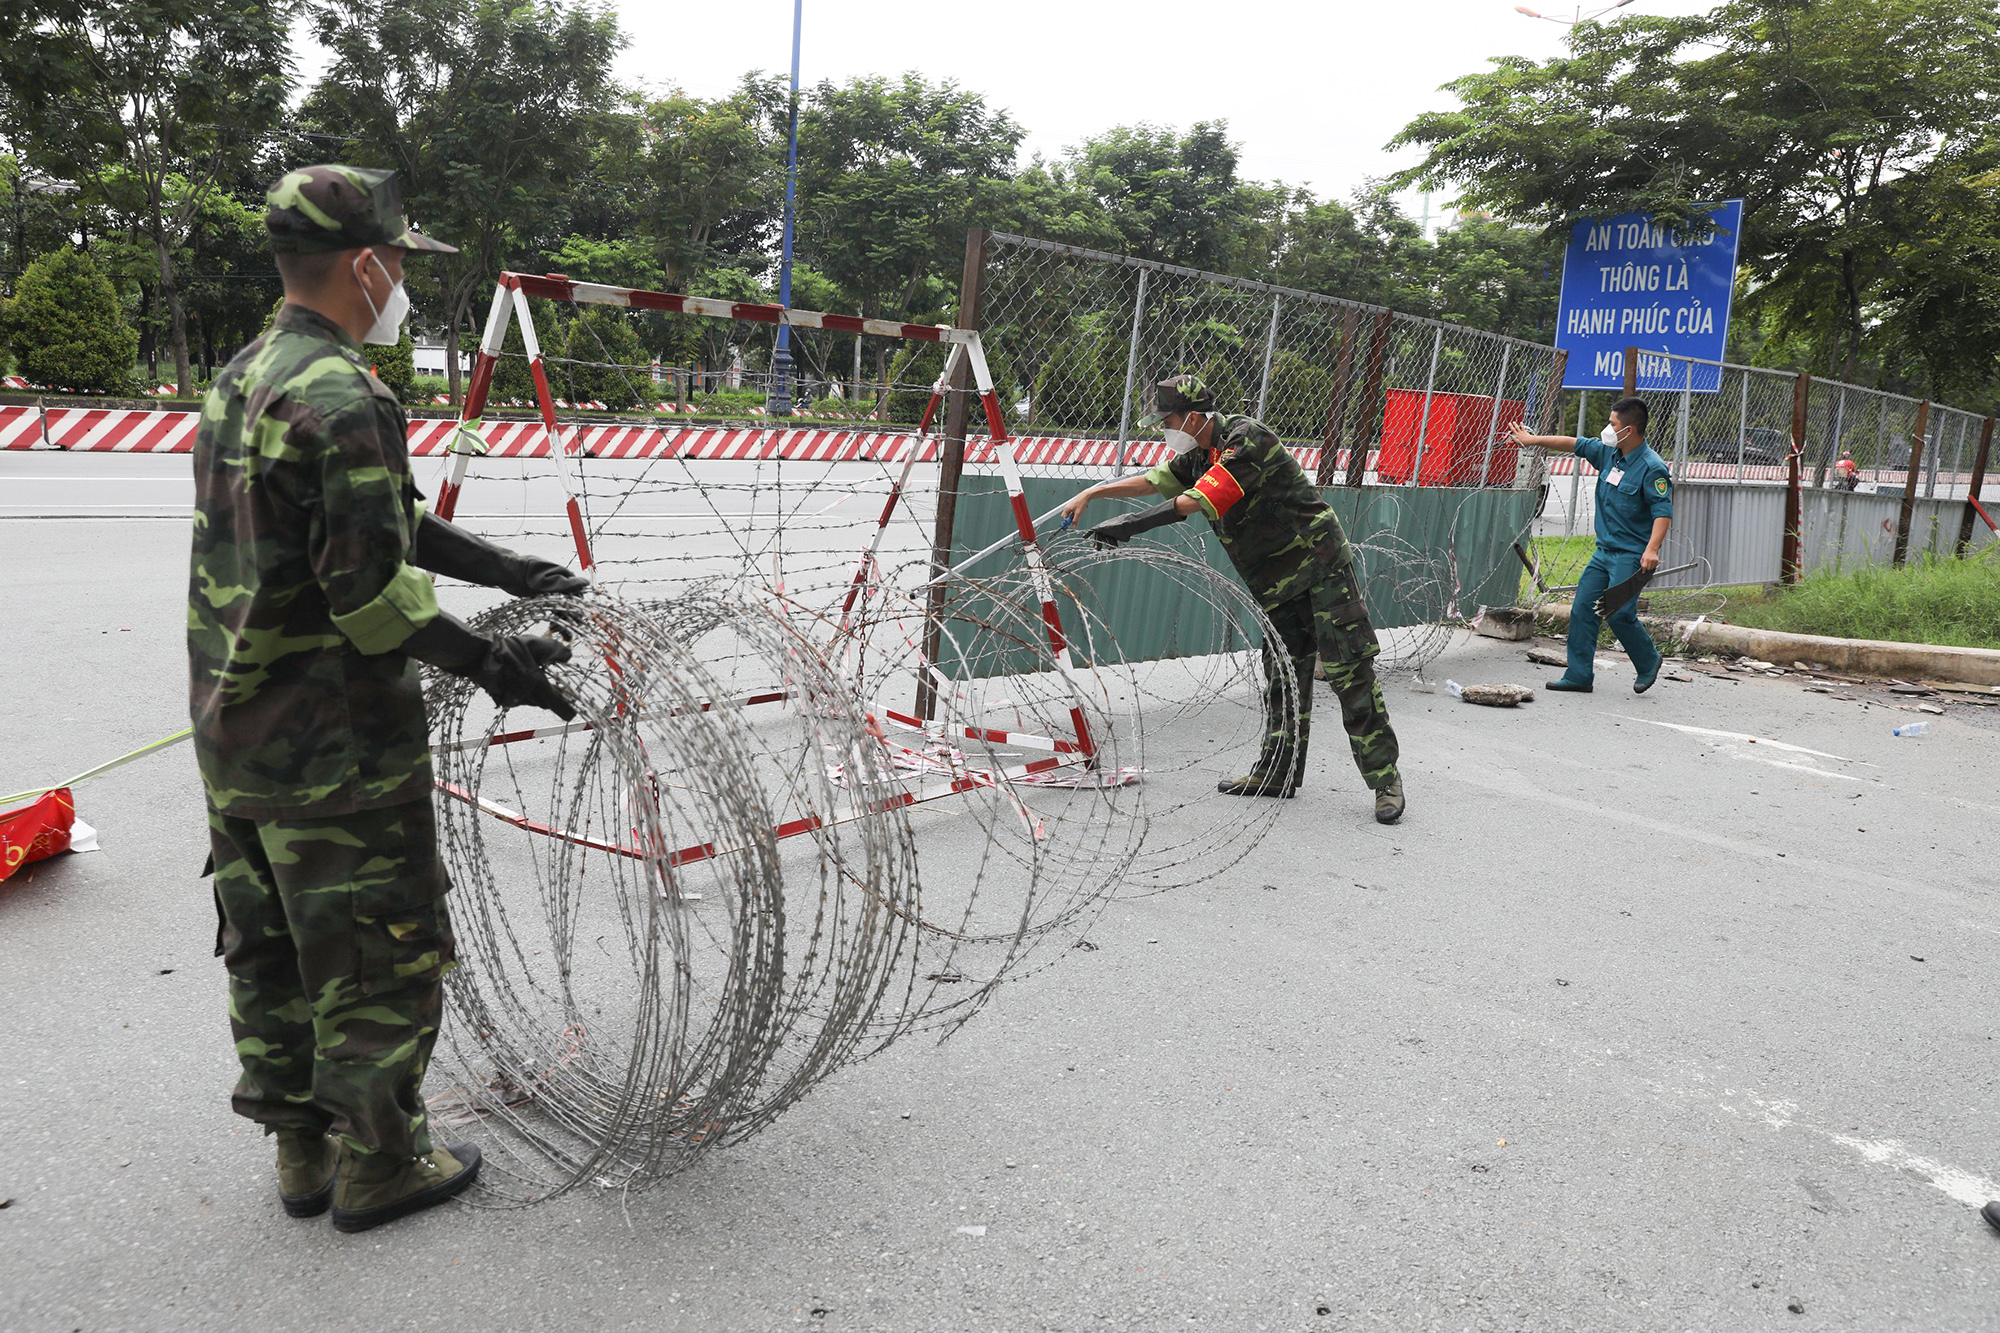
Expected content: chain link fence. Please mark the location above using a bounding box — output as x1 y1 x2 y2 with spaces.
977 233 1566 487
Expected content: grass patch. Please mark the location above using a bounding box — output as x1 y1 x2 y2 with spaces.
1519 534 1597 599
1707 552 2000 650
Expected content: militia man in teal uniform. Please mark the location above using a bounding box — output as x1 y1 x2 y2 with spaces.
192 166 584 1231
1509 396 1673 693
1058 373 1405 824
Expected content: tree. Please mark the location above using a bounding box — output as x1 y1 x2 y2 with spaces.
1390 0 2000 384
370 328 416 403
0 1 289 395
557 306 646 407
795 74 1025 323
1066 122 1268 272
304 0 624 405
5 246 138 393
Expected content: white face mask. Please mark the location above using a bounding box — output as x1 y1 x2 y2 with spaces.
1163 413 1204 454
355 252 409 346
1600 422 1623 448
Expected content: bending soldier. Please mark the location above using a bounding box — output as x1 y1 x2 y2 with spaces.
1058 373 1405 824
190 166 583 1233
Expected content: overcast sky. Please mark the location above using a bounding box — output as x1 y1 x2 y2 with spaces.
611 0 1725 222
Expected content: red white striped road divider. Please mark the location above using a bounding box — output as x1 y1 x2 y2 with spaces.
0 401 1376 472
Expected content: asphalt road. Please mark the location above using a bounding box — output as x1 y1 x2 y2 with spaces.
4 478 2000 1331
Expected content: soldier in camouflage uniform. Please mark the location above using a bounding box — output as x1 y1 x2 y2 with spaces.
1057 373 1404 824
193 166 585 1231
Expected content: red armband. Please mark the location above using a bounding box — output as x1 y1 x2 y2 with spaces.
1192 461 1246 517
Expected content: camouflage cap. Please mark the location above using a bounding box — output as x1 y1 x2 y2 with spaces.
265 165 457 256
1137 372 1214 428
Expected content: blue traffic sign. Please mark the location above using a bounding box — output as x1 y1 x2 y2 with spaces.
1555 200 1743 393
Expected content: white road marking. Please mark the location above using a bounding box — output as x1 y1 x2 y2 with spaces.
1610 714 1867 764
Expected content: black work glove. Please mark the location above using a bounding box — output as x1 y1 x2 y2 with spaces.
404 610 577 720
414 511 589 597
1086 499 1187 548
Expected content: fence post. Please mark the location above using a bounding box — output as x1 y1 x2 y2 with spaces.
1736 369 1749 485
1958 415 1995 556
1112 267 1149 474
1781 370 1809 584
1813 385 1844 490
1564 389 1588 540
1893 398 1930 568
1537 351 1569 434
1254 292 1281 417
1406 325 1444 487
1476 343 1512 487
1622 345 1638 398
1674 359 1691 471
917 226 989 721
1345 310 1393 487
1315 307 1359 487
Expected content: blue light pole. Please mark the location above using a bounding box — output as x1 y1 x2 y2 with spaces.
768 0 803 416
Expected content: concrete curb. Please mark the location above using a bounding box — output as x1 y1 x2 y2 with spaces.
1535 601 2000 687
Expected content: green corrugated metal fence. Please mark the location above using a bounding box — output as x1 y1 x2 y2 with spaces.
936 477 1540 677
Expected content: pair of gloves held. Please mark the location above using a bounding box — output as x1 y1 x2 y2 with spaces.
402 512 587 720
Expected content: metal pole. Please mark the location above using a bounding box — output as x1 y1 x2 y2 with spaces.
1924 411 1940 499
1112 267 1149 474
767 0 804 417
1893 399 1929 567
1255 292 1282 417
917 227 989 720
1477 343 1511 487
1736 368 1748 486
1565 389 1587 538
1406 324 1443 487
1674 358 1691 471
1815 384 1844 490
1781 370 1809 584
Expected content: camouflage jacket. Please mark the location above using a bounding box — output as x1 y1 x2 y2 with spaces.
1144 413 1341 608
188 304 440 818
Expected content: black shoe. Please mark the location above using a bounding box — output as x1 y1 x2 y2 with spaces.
1633 662 1661 694
1217 774 1297 798
1545 678 1593 693
1983 1201 2000 1234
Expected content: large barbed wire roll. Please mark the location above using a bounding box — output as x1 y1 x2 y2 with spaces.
426 592 923 1202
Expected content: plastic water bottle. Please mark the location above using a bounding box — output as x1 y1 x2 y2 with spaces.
1892 721 1930 737
1444 680 1464 700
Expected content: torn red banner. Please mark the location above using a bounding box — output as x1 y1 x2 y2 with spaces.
0 787 99 883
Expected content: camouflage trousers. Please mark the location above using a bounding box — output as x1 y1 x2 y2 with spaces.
207 798 456 1159
1258 552 1400 793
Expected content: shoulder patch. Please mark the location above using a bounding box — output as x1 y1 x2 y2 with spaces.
1653 476 1669 496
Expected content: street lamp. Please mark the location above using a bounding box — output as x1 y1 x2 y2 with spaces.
769 0 803 417
1515 0 1635 22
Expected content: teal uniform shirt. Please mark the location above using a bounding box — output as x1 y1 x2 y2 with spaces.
1576 437 1673 555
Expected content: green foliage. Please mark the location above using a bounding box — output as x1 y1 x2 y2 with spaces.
1715 551 2000 650
557 307 648 408
303 0 624 379
4 246 138 394
1390 0 2000 385
0 0 291 391
1068 122 1264 272
370 329 417 402
884 341 1018 428
1028 316 1123 433
409 374 449 402
1261 352 1338 441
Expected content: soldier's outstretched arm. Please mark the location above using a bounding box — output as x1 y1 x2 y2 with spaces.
412 510 588 597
